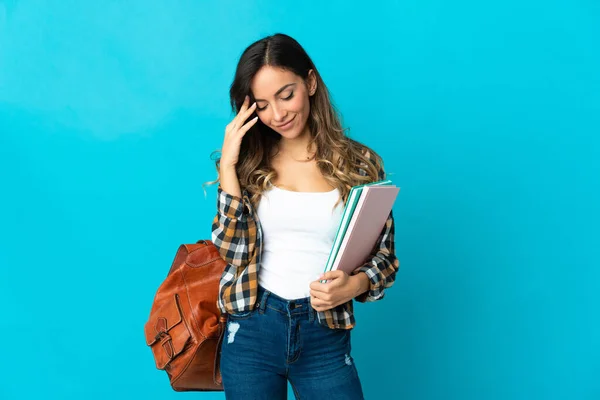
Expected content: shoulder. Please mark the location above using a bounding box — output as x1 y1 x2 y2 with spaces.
353 141 385 180
348 137 380 165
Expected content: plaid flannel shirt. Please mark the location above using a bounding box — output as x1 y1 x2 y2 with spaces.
211 150 399 330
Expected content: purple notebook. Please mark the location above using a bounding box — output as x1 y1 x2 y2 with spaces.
331 185 400 274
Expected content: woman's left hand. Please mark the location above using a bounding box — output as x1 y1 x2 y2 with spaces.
309 270 359 312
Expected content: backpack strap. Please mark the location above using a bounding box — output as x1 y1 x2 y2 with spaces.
213 314 228 385
167 240 211 276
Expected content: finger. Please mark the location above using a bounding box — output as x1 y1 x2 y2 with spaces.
236 116 259 136
310 283 331 296
237 101 257 125
231 101 255 130
321 270 343 281
240 95 250 112
317 275 340 288
310 290 331 302
311 295 325 307
309 280 326 291
235 95 251 120
311 297 331 312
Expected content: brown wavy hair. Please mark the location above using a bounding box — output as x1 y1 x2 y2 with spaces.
203 33 385 212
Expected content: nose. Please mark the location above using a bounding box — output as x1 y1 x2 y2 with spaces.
271 104 286 123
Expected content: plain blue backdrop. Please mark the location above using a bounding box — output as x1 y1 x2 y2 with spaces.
1 1 599 399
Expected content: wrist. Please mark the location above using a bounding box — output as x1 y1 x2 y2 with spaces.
350 272 369 298
220 163 237 174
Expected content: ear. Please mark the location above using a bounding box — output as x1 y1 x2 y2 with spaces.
307 69 317 96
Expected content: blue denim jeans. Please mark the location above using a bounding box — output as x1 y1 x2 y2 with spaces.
219 284 365 399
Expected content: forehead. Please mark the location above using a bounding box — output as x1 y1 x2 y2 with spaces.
251 66 301 99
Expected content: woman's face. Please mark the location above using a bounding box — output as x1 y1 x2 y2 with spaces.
250 66 316 139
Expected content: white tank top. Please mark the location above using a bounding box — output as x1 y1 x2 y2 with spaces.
256 185 344 300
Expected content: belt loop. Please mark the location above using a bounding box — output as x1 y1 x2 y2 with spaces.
308 302 314 323
258 287 269 315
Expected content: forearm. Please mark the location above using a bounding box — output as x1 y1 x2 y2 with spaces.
212 164 255 266
351 272 370 298
219 164 242 199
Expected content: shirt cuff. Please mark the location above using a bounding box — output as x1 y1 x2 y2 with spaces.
217 184 246 220
351 262 386 303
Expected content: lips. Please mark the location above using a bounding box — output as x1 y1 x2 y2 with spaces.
274 115 295 129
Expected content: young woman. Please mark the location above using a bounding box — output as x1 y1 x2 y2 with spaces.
208 33 399 399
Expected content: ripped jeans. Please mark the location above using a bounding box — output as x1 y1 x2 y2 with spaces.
219 284 365 400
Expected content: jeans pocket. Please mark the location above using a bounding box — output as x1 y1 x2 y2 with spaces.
227 303 260 320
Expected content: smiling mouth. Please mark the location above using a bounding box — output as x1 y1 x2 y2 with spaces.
274 115 295 128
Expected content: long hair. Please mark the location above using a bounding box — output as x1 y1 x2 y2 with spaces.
204 33 384 211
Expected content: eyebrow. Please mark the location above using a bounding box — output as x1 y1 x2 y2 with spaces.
254 83 296 102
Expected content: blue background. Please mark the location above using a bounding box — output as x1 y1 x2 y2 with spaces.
1 1 599 399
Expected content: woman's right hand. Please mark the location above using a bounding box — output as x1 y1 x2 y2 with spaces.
220 95 258 169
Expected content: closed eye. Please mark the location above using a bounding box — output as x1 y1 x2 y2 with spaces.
256 92 294 112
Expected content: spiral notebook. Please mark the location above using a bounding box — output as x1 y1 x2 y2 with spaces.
321 181 400 282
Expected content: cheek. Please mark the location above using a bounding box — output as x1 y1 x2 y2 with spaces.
257 110 271 124
289 95 309 114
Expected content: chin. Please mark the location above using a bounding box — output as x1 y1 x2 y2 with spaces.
271 124 295 137
281 129 305 139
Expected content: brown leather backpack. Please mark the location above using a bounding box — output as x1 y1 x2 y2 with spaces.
144 240 228 391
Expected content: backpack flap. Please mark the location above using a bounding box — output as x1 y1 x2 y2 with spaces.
145 293 191 370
